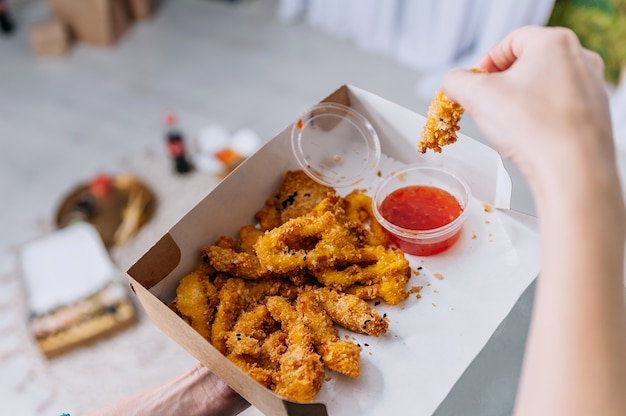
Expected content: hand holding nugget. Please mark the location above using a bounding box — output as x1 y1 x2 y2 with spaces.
444 26 626 416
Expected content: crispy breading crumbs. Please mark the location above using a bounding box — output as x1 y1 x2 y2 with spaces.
409 285 423 294
433 273 444 280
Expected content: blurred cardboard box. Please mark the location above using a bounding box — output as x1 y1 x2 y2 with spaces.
50 0 130 46
128 0 154 20
29 19 71 57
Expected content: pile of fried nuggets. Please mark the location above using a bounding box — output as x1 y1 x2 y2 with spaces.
171 170 412 403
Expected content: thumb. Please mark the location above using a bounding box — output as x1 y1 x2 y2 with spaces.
441 68 484 110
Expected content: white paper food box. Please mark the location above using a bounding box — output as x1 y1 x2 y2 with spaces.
127 85 540 416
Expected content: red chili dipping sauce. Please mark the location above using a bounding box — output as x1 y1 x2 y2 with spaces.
379 185 463 256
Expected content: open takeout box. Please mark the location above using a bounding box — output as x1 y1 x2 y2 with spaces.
127 85 541 415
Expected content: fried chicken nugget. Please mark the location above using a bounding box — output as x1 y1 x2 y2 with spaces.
175 271 219 340
254 211 368 273
226 332 261 357
266 296 325 402
239 225 265 255
243 278 301 305
225 304 279 357
297 290 361 377
313 287 388 337
214 279 298 354
344 190 389 247
255 170 335 230
211 278 247 354
227 354 273 387
418 89 464 154
316 245 411 305
259 329 288 373
202 245 270 280
232 303 279 340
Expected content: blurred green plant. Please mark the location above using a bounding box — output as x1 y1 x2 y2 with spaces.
548 0 626 83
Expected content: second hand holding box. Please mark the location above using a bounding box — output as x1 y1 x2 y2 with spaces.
127 85 540 416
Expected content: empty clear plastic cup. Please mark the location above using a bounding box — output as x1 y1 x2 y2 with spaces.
291 102 381 188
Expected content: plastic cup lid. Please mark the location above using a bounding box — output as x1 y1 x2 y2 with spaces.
291 102 381 188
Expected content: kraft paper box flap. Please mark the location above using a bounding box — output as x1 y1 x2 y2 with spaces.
128 85 538 416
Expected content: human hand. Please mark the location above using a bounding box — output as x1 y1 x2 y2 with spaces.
185 363 250 416
442 26 613 189
86 363 249 416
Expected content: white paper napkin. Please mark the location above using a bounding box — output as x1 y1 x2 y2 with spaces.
19 222 117 316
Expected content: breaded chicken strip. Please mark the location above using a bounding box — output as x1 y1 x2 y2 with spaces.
175 271 219 340
297 290 361 377
266 296 325 402
313 287 388 337
344 190 389 247
225 304 279 357
254 211 372 273
203 245 270 280
238 225 265 255
227 354 273 387
255 170 335 230
211 278 247 353
259 329 288 373
315 245 411 305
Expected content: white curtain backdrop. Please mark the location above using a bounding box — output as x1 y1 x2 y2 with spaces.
277 0 556 100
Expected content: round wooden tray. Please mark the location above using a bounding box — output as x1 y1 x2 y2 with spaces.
55 175 156 247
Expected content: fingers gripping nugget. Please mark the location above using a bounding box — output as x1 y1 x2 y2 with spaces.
418 89 464 154
418 68 486 154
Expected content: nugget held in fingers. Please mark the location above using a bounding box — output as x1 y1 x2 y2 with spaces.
419 89 464 153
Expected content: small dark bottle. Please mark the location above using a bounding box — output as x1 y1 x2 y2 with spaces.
0 0 15 35
164 113 192 174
